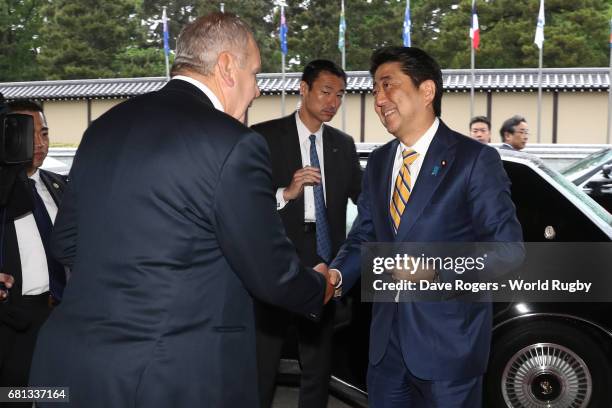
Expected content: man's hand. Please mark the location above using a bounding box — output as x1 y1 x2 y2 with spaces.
283 166 322 201
0 273 14 300
313 263 334 304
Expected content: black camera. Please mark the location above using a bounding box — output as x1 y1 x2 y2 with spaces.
0 92 35 207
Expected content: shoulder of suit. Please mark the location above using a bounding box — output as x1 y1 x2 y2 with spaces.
250 114 293 135
322 124 357 145
39 169 68 189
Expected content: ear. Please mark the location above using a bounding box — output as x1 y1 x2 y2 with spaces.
299 80 308 97
420 80 436 106
217 51 236 87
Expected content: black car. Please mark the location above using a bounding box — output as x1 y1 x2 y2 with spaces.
561 147 612 213
318 148 612 408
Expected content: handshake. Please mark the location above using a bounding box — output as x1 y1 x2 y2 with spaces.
313 263 341 304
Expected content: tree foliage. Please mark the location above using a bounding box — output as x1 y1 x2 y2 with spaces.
0 0 610 81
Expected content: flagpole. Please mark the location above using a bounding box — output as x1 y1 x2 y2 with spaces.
537 37 543 144
162 7 170 80
469 0 478 120
470 46 475 120
607 18 612 144
280 3 287 116
340 0 346 132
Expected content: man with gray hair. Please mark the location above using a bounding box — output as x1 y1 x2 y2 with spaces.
29 12 334 407
500 115 529 150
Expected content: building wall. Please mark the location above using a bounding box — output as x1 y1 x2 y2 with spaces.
41 91 610 146
91 99 124 122
490 92 554 144
42 100 88 145
441 92 488 136
557 92 608 144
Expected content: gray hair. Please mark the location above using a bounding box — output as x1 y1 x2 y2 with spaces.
499 115 527 141
171 12 254 77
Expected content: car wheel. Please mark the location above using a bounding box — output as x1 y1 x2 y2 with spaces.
485 320 612 407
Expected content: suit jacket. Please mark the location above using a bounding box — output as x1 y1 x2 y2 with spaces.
29 79 326 407
0 169 67 330
251 113 362 259
331 121 524 380
500 143 516 150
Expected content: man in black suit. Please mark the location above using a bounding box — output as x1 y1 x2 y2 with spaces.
252 59 362 408
0 100 67 407
500 115 529 150
28 13 334 407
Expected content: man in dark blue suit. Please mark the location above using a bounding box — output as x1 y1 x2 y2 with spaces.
330 47 524 407
29 13 334 407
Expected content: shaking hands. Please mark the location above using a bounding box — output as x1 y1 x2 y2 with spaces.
0 273 14 301
313 263 341 304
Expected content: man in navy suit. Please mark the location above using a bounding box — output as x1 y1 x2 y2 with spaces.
0 100 67 408
330 47 523 407
29 13 334 407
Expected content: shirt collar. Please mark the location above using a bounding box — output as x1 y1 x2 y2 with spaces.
295 111 324 145
172 75 225 112
399 117 439 157
29 168 41 184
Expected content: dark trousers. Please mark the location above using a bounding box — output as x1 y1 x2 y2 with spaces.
255 226 335 408
0 293 52 408
367 315 482 408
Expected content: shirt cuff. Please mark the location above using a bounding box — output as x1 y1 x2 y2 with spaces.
331 268 343 288
276 188 289 210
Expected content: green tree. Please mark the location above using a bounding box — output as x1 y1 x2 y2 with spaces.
38 0 140 79
420 0 610 69
0 0 44 81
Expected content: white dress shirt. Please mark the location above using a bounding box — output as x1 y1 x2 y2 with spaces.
172 75 225 112
275 112 327 222
14 169 58 295
389 118 439 200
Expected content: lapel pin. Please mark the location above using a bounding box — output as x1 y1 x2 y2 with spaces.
441 160 447 167
431 166 440 176
53 182 60 189
332 148 339 153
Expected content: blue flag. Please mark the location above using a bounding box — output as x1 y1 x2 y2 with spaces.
280 6 288 55
403 0 411 47
162 7 170 57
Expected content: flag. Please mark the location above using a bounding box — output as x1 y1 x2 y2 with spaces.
534 0 545 49
609 18 612 48
469 0 480 50
280 6 288 55
402 0 411 47
338 0 346 52
162 7 170 57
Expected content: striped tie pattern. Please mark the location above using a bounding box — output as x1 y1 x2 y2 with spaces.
390 149 419 234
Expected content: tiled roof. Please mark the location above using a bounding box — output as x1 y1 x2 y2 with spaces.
1 68 609 101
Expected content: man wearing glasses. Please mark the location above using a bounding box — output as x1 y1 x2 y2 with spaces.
499 115 529 151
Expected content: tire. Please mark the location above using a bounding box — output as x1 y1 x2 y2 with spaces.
485 319 612 408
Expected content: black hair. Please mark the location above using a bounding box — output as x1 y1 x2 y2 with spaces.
499 115 527 141
7 99 43 113
369 46 443 117
301 59 347 88
470 116 490 130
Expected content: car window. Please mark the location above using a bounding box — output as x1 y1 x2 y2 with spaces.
561 148 612 183
504 161 611 241
345 156 612 239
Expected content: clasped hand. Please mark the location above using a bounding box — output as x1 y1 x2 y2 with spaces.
313 263 340 304
0 272 14 300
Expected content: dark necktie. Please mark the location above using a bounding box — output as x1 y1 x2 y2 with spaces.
309 135 332 263
28 178 65 302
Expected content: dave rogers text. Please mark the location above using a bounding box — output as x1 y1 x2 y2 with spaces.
507 279 592 293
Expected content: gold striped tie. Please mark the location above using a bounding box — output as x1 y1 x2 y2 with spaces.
390 149 419 234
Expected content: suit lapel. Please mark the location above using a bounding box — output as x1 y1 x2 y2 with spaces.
39 170 65 206
395 123 457 240
370 140 398 239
